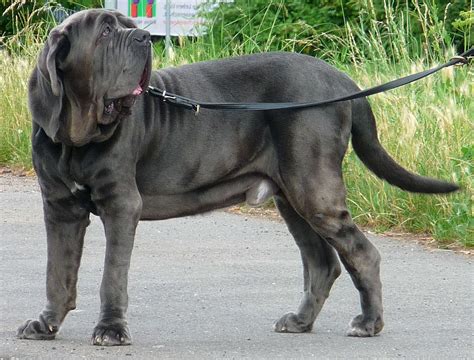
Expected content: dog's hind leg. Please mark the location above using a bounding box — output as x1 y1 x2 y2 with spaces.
281 165 384 337
273 194 341 333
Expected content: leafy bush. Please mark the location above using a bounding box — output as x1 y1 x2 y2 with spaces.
0 0 102 46
203 0 472 62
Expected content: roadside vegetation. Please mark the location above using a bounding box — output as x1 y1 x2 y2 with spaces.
0 0 472 247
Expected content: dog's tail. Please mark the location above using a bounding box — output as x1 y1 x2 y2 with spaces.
350 98 459 193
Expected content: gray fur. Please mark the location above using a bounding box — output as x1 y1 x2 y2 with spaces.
17 9 457 346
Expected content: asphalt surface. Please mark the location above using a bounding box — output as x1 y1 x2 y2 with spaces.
0 176 472 359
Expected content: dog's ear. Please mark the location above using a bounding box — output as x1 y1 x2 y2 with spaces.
38 30 70 96
29 29 70 142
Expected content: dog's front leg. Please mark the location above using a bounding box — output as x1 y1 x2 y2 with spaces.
17 188 90 340
91 185 142 346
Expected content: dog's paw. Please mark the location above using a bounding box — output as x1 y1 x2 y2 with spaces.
273 312 313 333
17 318 58 340
346 314 384 337
92 323 132 346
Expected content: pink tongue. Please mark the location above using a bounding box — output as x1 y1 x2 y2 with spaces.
132 85 143 95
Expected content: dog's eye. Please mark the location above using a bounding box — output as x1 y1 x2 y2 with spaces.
102 26 111 37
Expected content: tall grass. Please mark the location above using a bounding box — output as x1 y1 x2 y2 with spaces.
0 53 33 167
0 1 472 246
0 2 54 167
327 0 473 247
342 63 472 246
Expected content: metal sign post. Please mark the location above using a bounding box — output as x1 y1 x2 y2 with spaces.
165 0 171 62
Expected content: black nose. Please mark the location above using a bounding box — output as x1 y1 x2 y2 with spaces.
132 29 151 43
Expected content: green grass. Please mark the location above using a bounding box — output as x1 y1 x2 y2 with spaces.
342 62 473 247
0 1 472 247
0 52 35 168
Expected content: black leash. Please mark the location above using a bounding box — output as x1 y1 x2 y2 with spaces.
146 48 473 114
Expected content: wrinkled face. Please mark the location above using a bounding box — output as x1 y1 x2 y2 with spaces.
39 9 152 146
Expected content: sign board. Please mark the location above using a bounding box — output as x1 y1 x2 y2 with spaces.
104 0 232 36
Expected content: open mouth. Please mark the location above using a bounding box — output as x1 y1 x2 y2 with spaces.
103 50 152 116
103 96 136 117
132 47 152 96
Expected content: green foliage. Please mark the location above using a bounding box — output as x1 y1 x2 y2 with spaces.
200 0 357 56
452 10 474 49
203 0 472 61
0 1 103 40
0 53 32 167
338 61 473 247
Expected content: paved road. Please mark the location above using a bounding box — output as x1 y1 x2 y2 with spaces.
0 176 472 359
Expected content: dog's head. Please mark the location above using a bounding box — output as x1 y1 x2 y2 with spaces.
30 9 152 146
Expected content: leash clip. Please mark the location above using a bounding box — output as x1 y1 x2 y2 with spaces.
161 90 176 102
193 104 201 116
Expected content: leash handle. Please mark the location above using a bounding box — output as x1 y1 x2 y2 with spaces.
147 48 473 114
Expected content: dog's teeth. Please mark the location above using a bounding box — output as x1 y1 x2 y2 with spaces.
48 325 53 332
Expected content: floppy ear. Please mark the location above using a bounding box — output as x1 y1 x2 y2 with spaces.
39 30 69 96
29 30 69 142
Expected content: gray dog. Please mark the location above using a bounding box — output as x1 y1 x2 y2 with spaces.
17 9 458 346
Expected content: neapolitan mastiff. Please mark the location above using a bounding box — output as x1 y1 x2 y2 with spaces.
17 9 458 345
